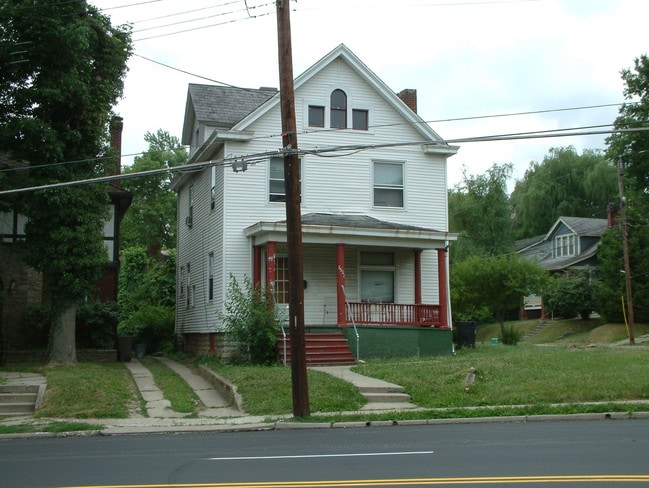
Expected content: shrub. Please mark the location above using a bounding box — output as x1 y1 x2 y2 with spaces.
220 274 281 365
500 324 523 345
118 304 175 355
545 268 596 320
76 300 119 349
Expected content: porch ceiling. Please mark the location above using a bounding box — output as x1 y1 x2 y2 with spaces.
244 213 457 249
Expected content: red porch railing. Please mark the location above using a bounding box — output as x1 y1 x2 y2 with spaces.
346 302 442 327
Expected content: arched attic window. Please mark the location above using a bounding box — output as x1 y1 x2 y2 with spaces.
330 89 347 129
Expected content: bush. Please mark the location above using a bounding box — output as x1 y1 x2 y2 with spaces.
500 324 523 345
220 274 281 365
76 300 119 349
545 269 596 320
118 304 175 355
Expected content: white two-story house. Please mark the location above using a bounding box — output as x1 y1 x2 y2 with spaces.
172 44 458 360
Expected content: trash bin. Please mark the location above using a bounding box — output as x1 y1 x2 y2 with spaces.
117 335 132 362
456 321 477 349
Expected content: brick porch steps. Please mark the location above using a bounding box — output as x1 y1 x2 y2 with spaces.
277 332 356 366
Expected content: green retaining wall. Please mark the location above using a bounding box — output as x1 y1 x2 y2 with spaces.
307 326 453 360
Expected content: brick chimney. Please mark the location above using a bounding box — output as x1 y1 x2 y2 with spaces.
397 89 417 114
109 116 123 186
607 203 618 228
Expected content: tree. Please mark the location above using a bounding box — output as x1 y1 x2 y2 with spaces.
120 130 186 250
544 268 596 320
595 225 649 323
600 55 649 326
510 146 617 239
451 254 550 340
607 55 649 211
448 164 514 263
0 1 132 364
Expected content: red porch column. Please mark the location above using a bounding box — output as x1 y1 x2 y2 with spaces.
336 243 346 326
266 241 277 293
253 245 262 289
414 249 422 304
437 247 449 328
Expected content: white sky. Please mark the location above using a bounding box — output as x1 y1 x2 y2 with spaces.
96 0 649 189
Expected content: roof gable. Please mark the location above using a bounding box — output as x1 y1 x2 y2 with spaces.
232 44 455 150
545 216 608 241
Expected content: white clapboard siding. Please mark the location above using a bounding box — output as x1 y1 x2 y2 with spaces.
174 46 452 333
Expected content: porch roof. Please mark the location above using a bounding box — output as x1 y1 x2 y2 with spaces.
244 213 457 249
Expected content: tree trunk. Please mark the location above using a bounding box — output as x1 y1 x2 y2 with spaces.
48 302 77 366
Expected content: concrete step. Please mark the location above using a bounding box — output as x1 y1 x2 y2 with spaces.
0 381 45 418
0 402 35 415
362 392 412 403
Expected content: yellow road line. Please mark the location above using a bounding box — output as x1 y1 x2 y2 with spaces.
62 474 649 488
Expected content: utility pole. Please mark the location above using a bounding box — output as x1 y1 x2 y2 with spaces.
276 0 310 416
617 159 635 345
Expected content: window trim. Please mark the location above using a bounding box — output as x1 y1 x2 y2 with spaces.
554 234 577 258
207 252 214 301
268 156 303 204
330 89 347 129
372 160 405 209
359 251 396 303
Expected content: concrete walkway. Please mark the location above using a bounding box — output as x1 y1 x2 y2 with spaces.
124 358 243 419
311 365 419 411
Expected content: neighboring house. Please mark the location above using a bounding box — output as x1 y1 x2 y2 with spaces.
516 215 610 318
172 44 459 360
0 117 131 360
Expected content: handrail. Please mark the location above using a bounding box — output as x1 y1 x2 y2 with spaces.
341 285 360 362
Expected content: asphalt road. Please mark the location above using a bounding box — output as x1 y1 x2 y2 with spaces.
1 418 648 487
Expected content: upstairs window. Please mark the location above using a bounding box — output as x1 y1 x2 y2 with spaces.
208 252 214 301
373 161 404 208
330 89 347 129
555 234 576 258
308 105 325 127
210 167 216 210
269 157 301 203
353 109 369 130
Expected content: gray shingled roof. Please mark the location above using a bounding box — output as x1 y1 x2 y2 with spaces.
300 213 442 232
559 216 608 237
188 84 277 128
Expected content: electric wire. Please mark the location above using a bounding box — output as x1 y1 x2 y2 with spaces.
2 125 648 196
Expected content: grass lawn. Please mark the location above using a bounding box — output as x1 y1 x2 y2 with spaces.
2 319 648 428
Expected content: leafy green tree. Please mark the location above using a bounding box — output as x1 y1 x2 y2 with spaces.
120 131 186 250
451 254 550 342
594 226 649 323
117 247 176 354
0 1 132 364
510 147 617 239
607 55 649 212
448 164 514 263
545 269 596 320
599 55 649 325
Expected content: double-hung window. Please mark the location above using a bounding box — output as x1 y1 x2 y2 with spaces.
269 157 301 203
373 161 404 208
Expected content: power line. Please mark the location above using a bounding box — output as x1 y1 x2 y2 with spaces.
2 125 648 196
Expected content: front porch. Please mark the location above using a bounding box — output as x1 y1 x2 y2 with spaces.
245 213 455 331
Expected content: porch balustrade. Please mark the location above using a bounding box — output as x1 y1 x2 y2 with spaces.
346 302 443 327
